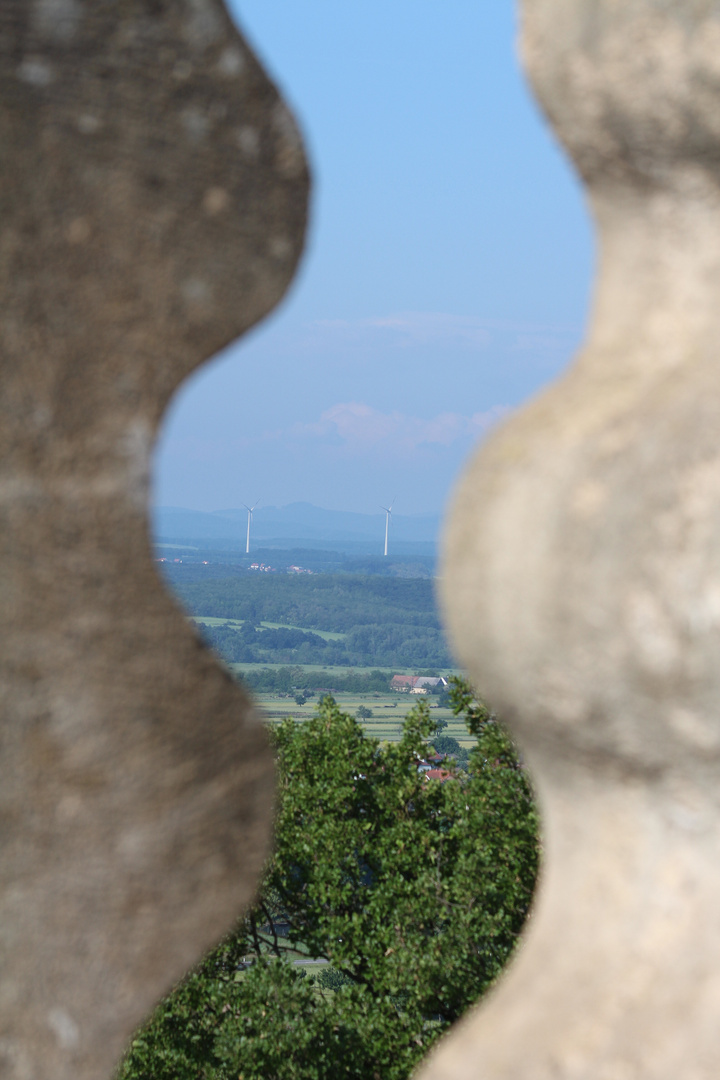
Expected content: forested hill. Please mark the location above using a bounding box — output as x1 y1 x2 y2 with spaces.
164 571 453 669
171 573 441 632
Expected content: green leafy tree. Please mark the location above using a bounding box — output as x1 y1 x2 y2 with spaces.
355 704 373 719
118 680 539 1080
428 733 468 767
316 968 353 991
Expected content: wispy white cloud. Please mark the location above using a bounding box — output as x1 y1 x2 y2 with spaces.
315 312 493 348
299 311 581 364
288 401 510 455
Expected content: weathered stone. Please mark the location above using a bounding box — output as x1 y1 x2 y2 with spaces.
0 3 308 1079
422 1 720 1078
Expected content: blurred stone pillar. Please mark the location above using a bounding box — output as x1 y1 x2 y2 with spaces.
422 2 720 1079
0 3 308 1078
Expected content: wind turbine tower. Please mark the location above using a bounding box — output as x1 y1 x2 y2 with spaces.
243 501 259 554
381 501 393 557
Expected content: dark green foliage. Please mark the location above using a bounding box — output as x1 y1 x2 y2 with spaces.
267 688 538 1027
355 705 373 719
175 574 441 632
177 574 453 668
118 681 539 1080
199 620 451 669
212 962 369 1080
316 968 354 992
429 734 468 767
242 667 393 695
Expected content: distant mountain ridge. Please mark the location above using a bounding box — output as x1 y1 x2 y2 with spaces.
153 502 441 546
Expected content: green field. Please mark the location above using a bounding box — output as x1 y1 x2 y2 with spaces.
157 543 200 551
261 622 345 641
248 688 473 747
230 661 458 676
171 571 453 669
192 615 244 627
192 616 346 642
178 574 465 743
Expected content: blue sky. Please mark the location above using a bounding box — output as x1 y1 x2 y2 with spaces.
152 0 594 517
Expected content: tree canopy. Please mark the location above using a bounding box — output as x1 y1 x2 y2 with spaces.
118 680 539 1080
172 573 453 668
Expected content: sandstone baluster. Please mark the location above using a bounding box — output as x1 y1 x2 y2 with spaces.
0 3 308 1078
422 3 720 1078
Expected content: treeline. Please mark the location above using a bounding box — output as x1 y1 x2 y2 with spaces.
171 572 453 669
199 620 452 669
173 574 441 632
240 667 395 694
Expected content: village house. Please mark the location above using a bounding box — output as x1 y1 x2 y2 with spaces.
390 674 448 693
423 768 453 783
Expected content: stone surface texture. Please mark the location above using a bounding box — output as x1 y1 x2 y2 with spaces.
0 3 308 1079
422 2 720 1078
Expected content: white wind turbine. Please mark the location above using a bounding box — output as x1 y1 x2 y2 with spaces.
243 500 260 554
380 500 394 557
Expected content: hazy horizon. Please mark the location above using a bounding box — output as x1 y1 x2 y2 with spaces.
157 500 441 519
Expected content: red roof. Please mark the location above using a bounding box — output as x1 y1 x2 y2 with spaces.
424 768 453 782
